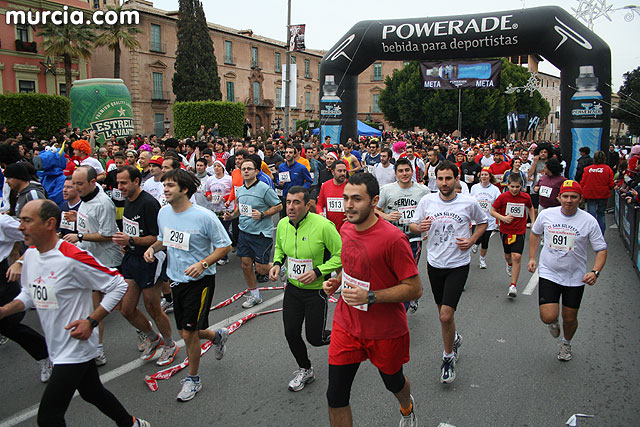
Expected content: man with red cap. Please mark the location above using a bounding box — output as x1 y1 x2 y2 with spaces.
527 180 607 362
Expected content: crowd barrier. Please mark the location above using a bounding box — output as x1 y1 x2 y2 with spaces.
614 190 640 278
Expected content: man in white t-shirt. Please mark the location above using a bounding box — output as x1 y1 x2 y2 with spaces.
142 156 166 206
528 180 607 362
372 148 396 187
410 161 487 384
71 139 106 182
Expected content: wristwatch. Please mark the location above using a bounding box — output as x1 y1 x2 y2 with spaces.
129 236 135 247
86 316 99 328
591 270 600 278
77 233 84 242
260 212 265 219
367 290 376 305
200 260 209 269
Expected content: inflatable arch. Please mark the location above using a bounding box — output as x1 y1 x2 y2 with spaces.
318 6 611 179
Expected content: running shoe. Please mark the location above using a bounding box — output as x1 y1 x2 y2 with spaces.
161 299 174 314
141 335 164 361
288 367 315 391
479 258 487 269
408 299 419 314
399 394 417 427
39 357 52 383
242 295 263 308
217 258 229 266
548 321 561 338
214 328 229 360
558 342 572 361
137 330 147 352
508 285 517 298
0 334 8 345
256 273 269 283
176 376 202 402
440 356 456 384
95 347 107 366
133 417 151 427
453 334 463 362
506 263 512 277
156 342 180 366
471 244 478 254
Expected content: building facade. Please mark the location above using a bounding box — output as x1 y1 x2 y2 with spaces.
0 0 91 96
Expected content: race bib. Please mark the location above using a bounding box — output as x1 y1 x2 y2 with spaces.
287 257 313 280
60 215 75 231
327 197 344 213
548 229 575 252
77 211 89 233
239 203 253 217
279 171 291 183
122 217 140 237
464 174 475 183
506 202 525 218
341 271 370 312
478 199 491 212
163 227 190 251
275 188 283 197
111 189 123 201
367 165 375 174
211 194 222 204
428 170 436 180
159 197 168 207
31 282 58 310
539 186 552 198
398 205 416 224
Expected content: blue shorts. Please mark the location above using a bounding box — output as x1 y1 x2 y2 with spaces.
237 231 273 264
121 251 158 289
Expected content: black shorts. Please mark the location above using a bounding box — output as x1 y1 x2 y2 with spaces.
530 192 540 209
237 231 273 264
479 229 494 250
120 251 158 289
427 263 470 310
171 275 215 331
501 233 525 254
538 277 585 309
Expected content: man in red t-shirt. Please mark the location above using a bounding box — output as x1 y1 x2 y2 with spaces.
488 150 511 189
323 173 422 427
490 173 535 298
316 161 348 231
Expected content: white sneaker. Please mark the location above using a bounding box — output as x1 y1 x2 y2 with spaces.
217 258 229 266
479 258 487 269
288 367 315 391
242 294 263 308
161 299 174 313
177 376 202 402
133 417 151 427
557 342 572 361
0 334 8 345
471 244 478 254
94 347 107 366
506 263 512 277
214 328 229 360
508 285 517 298
141 335 164 361
156 342 180 366
399 395 417 427
548 321 561 338
39 358 52 383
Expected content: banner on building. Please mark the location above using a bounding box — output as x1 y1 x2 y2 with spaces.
289 24 306 51
281 64 297 108
420 59 501 89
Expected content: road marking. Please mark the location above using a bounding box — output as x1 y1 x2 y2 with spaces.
523 268 539 295
438 423 457 427
0 292 284 427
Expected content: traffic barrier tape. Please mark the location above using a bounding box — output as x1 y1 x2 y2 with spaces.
144 307 283 391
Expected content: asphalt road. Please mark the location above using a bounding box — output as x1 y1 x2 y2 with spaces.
1 213 639 427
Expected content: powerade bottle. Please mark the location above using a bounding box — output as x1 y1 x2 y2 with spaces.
569 65 604 179
320 75 342 145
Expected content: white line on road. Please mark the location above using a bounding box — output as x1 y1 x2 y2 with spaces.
523 268 539 295
438 423 457 427
0 292 285 427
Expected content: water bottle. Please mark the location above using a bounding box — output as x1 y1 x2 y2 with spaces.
320 75 342 145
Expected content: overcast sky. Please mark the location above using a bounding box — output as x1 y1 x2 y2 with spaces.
153 0 637 89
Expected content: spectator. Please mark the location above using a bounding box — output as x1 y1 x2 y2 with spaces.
580 150 614 235
574 146 593 183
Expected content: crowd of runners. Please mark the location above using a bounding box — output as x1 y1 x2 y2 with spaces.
0 124 635 426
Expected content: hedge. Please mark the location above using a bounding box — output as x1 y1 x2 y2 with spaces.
173 100 245 139
0 93 70 140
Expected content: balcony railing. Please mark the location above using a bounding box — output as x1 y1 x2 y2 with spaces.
15 39 37 53
152 91 171 101
150 41 167 53
224 56 236 65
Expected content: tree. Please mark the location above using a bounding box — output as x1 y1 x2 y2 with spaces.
38 22 95 98
172 0 222 102
378 59 550 137
94 5 142 79
613 67 640 136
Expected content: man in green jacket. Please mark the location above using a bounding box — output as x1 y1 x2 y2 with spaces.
269 186 342 392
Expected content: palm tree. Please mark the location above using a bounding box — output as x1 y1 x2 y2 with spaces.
94 5 142 78
38 22 95 97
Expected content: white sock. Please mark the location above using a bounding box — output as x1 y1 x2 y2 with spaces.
250 288 261 299
443 350 455 359
479 256 485 261
562 337 571 345
454 331 459 341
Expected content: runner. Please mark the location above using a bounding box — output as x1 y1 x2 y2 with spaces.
372 148 396 187
144 169 232 402
424 147 440 192
470 168 501 269
113 165 179 366
527 180 607 361
323 173 421 427
410 161 487 383
316 160 348 231
0 199 148 426
59 176 81 237
269 186 342 392
223 158 282 308
490 174 535 298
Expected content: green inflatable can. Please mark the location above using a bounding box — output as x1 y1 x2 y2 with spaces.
69 78 134 146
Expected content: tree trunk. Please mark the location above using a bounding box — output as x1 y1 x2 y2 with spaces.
114 41 121 79
64 53 72 98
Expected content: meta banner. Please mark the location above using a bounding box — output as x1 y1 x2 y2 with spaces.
420 59 501 89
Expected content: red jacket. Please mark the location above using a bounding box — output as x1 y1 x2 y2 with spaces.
580 164 614 199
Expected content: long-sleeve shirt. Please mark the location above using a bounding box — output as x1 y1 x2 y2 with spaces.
276 161 312 198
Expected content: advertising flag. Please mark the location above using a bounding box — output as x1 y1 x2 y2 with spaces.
289 24 306 51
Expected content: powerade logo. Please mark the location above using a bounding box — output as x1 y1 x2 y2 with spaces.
320 104 342 117
381 15 517 39
571 102 603 118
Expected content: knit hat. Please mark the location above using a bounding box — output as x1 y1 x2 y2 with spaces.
559 180 583 195
4 162 31 181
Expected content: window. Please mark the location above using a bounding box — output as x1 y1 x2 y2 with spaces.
152 72 163 99
373 63 382 81
93 0 99 8
305 91 311 110
150 24 162 52
224 41 233 64
275 52 281 72
372 94 380 113
304 59 310 78
251 46 258 68
226 81 235 102
16 24 29 42
276 87 282 107
252 81 260 105
18 80 35 93
59 83 67 97
290 55 296 64
154 113 165 137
